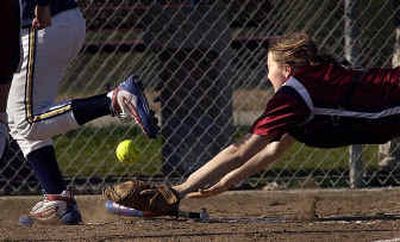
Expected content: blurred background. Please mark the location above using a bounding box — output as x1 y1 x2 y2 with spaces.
2 0 400 194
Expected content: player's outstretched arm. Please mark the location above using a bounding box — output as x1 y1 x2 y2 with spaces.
185 134 294 198
173 134 271 197
173 133 291 198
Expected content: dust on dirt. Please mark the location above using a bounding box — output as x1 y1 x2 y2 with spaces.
2 188 400 241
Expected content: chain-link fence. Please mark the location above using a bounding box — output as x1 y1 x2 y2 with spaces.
2 0 400 194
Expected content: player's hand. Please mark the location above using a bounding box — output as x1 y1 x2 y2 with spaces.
32 5 52 29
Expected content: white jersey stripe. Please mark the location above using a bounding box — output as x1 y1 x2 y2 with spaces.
314 107 400 119
283 77 314 110
283 76 400 120
282 76 314 122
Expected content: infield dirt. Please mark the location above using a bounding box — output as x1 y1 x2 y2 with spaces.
1 188 400 241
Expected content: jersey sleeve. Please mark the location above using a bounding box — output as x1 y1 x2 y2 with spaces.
250 86 311 141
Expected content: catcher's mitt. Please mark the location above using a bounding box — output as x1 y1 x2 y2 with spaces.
102 180 180 216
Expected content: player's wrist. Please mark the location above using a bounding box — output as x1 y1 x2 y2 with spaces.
171 184 188 199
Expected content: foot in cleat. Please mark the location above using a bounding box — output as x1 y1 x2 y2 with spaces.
111 75 159 138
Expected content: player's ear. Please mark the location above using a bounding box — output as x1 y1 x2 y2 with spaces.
283 64 293 78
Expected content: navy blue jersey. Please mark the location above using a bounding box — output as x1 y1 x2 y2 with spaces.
0 0 20 83
21 0 78 28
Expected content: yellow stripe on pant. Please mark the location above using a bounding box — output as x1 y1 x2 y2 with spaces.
24 28 72 124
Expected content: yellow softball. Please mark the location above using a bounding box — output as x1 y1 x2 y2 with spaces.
115 139 139 163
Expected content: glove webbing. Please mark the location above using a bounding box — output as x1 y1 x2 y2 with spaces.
156 185 179 205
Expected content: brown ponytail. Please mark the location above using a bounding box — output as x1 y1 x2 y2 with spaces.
269 32 334 67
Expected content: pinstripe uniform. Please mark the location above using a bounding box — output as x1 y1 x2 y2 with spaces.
4 0 157 220
7 0 85 156
251 64 400 148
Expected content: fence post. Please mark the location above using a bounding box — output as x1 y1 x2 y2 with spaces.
144 2 234 177
344 0 363 188
378 1 400 170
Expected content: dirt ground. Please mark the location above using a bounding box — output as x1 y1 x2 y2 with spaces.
2 188 400 241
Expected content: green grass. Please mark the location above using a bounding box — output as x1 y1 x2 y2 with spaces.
234 126 379 171
276 142 379 170
54 125 380 178
55 125 163 177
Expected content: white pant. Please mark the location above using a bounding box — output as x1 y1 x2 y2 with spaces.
7 8 86 156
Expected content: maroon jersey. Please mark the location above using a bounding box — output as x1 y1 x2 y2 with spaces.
251 64 400 148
